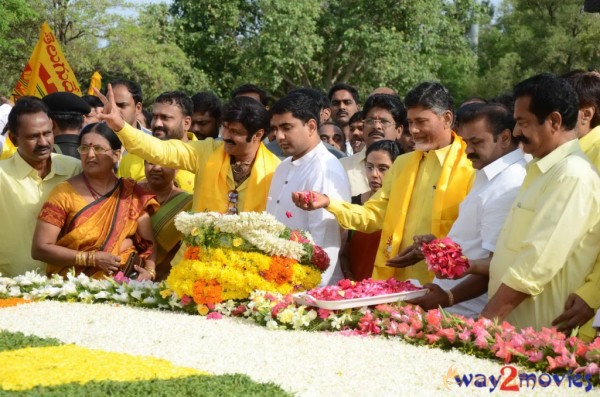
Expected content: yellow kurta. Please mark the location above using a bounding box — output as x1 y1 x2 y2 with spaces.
0 152 81 276
489 140 600 331
327 133 474 284
117 132 198 193
114 122 280 213
575 126 600 340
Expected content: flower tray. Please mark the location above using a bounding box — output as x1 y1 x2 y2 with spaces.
293 289 428 310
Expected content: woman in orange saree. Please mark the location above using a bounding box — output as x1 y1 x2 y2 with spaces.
32 123 159 280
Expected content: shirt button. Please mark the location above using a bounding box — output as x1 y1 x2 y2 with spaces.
276 200 280 204
285 181 288 184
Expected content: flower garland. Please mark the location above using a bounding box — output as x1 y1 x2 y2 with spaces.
167 212 328 306
1 271 599 385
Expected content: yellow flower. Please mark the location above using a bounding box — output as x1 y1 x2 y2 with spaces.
232 238 243 247
278 309 294 324
197 304 209 315
191 227 199 236
0 345 202 391
159 289 172 299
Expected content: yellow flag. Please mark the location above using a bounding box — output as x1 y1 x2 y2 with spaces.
87 71 102 95
11 22 81 102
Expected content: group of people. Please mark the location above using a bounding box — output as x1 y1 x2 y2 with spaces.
1 71 600 341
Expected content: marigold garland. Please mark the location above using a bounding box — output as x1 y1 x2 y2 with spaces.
192 279 223 305
0 298 32 309
167 248 321 305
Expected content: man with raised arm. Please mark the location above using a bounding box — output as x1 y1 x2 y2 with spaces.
96 85 280 214
293 82 474 285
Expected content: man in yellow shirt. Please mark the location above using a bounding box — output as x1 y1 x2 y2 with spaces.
118 91 196 192
0 97 81 276
552 71 600 340
97 85 280 215
482 74 600 331
293 82 474 285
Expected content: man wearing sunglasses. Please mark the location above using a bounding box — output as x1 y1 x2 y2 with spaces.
95 85 280 216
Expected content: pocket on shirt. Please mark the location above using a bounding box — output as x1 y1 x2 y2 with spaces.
505 206 534 251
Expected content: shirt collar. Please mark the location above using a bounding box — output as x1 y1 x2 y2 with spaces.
579 125 600 154
290 142 323 166
529 139 581 174
13 152 72 179
423 143 452 166
481 148 526 181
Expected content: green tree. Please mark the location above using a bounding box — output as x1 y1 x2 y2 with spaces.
475 0 600 98
0 0 42 95
171 0 483 101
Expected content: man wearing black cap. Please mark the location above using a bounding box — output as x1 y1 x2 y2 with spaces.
42 92 91 159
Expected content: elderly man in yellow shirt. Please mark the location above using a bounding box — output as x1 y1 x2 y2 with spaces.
0 97 81 277
482 74 600 332
292 82 474 285
96 85 280 216
117 91 197 193
552 71 600 340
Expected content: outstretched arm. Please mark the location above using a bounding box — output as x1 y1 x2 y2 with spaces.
95 85 200 173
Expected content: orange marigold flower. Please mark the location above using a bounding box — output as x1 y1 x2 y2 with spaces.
263 257 295 285
192 279 223 305
0 298 32 309
184 246 201 260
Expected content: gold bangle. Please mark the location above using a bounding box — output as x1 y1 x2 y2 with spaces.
146 268 156 280
75 251 81 266
90 251 96 267
445 289 455 307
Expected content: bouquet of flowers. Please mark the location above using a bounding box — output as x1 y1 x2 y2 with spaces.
166 212 329 306
421 237 469 279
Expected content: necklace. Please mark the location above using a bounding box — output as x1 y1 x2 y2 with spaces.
157 185 176 205
82 173 118 200
231 159 253 186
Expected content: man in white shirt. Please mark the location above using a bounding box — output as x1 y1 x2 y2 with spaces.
341 94 406 196
403 103 528 317
267 92 351 285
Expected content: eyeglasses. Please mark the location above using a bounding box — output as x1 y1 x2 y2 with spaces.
227 190 239 214
77 144 113 155
363 118 396 128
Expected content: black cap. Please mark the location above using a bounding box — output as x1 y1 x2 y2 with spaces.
42 92 92 117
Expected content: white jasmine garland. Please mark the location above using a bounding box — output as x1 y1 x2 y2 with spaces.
174 211 311 261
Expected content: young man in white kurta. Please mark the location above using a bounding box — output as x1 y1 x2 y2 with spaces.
267 93 351 285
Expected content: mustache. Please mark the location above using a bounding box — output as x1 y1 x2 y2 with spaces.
34 146 51 152
518 134 531 144
152 127 168 135
224 139 236 145
467 153 479 161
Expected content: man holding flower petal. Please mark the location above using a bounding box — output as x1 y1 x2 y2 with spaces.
403 103 527 318
292 82 474 285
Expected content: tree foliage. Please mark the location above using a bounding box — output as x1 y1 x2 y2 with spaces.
474 0 600 98
3 0 600 104
171 0 484 101
2 0 208 104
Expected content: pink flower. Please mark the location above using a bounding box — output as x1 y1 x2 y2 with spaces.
425 309 442 329
207 312 222 320
426 334 441 344
421 238 469 279
272 302 288 317
318 308 332 319
285 211 293 219
437 328 456 343
311 245 330 272
180 295 192 305
114 271 129 284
